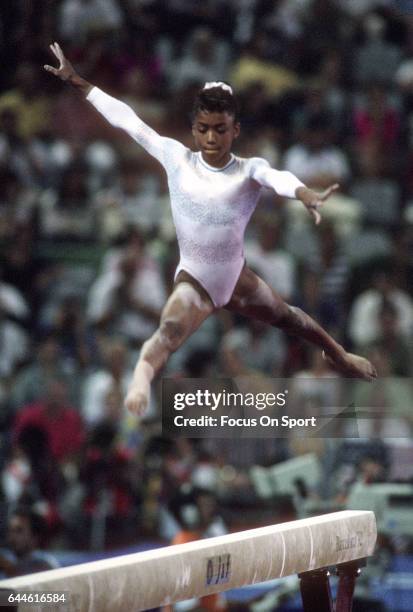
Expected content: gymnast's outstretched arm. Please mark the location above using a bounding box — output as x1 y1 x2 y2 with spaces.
44 42 185 166
248 157 339 225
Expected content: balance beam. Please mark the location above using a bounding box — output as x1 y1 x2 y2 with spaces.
0 510 376 611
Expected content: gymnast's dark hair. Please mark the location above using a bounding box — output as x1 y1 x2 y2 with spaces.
191 83 239 123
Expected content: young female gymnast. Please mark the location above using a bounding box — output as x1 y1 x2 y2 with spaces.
45 43 377 416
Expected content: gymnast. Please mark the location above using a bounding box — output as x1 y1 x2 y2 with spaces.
44 42 377 416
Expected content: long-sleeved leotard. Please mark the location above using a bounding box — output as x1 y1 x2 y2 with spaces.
87 87 304 307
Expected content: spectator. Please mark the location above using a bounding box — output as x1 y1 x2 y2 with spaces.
354 12 402 85
87 231 166 345
170 27 229 91
220 320 286 377
118 67 166 127
0 63 51 139
1 224 44 318
81 338 132 428
283 114 350 189
13 377 85 464
0 268 29 322
193 488 227 538
7 425 67 515
348 271 413 347
230 32 299 99
292 73 346 137
113 31 166 93
0 168 33 241
352 82 400 176
340 0 393 20
358 455 387 484
68 31 123 93
94 158 160 242
391 218 413 293
27 124 73 189
245 212 296 301
9 335 78 413
0 304 29 380
39 294 91 371
164 0 232 41
365 298 412 376
0 109 39 187
1 444 32 507
73 422 141 549
58 0 124 44
270 0 313 41
39 162 95 241
0 507 59 577
302 220 351 332
349 346 413 438
353 83 400 151
219 327 267 379
290 347 340 451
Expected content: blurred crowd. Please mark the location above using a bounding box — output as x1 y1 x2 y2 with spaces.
0 1 413 604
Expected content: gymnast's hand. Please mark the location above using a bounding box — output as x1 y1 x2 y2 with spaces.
44 42 77 81
295 184 339 225
44 42 92 95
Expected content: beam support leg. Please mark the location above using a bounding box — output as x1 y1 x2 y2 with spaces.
335 559 365 612
299 568 334 612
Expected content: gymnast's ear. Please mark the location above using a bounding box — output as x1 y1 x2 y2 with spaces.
233 121 240 139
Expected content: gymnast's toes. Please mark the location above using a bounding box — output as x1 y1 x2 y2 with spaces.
322 350 377 381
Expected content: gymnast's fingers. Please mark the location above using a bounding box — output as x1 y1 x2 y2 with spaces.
313 208 322 225
320 183 339 201
54 42 66 64
308 205 322 225
49 43 60 62
44 64 59 76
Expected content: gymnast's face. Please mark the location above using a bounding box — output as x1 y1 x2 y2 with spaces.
192 110 240 168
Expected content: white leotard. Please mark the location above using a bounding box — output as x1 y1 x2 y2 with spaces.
87 87 304 307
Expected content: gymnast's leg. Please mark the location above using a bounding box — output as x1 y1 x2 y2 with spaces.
125 275 215 415
225 266 377 380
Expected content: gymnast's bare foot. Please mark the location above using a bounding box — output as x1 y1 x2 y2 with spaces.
124 386 149 415
322 350 377 381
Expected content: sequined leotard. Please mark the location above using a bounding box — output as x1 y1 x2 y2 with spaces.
87 87 304 307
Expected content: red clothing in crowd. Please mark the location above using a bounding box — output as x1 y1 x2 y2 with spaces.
354 107 399 147
13 402 85 461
